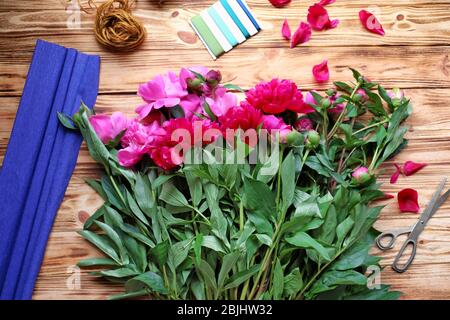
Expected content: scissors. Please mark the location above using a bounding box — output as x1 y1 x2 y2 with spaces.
376 177 450 273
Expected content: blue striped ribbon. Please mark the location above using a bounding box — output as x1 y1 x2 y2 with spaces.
237 0 261 31
207 6 238 47
219 0 250 38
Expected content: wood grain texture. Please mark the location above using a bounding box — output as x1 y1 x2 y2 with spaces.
0 0 449 300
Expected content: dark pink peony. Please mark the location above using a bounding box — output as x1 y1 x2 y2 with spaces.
307 4 339 31
403 161 427 176
245 79 309 114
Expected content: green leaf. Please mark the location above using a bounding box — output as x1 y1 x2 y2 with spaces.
203 100 216 121
150 240 170 267
272 258 284 299
334 81 353 94
97 267 139 278
202 235 226 253
108 290 148 300
185 170 203 207
196 260 218 297
134 174 154 216
159 182 189 207
204 183 228 243
349 68 362 82
193 233 203 265
281 151 296 212
83 205 106 230
125 272 168 295
306 270 367 299
223 83 244 92
123 235 147 272
224 264 260 290
243 177 276 218
77 258 118 267
168 239 192 270
57 112 77 130
95 221 129 265
218 251 241 289
283 268 303 297
126 189 150 226
101 175 125 211
378 85 392 105
317 205 337 245
286 232 331 261
120 223 155 248
85 178 107 200
336 216 354 248
78 230 121 264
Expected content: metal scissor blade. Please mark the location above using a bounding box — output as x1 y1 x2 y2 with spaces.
409 179 449 241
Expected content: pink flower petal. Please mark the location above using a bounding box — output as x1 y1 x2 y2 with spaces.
268 0 291 8
281 19 291 40
398 188 420 213
290 22 312 48
390 164 401 184
312 60 330 83
359 10 385 36
307 4 339 31
318 0 336 5
403 161 427 176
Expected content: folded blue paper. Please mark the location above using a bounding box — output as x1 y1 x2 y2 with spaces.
0 40 100 300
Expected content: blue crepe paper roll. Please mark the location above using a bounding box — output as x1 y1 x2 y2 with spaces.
0 40 100 300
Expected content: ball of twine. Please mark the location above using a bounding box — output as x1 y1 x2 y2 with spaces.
84 0 146 52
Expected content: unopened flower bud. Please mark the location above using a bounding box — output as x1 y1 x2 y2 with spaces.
321 98 331 109
388 88 404 107
352 166 371 185
355 89 368 102
295 117 313 132
187 78 203 91
326 88 336 96
305 130 320 149
286 130 303 146
206 70 222 88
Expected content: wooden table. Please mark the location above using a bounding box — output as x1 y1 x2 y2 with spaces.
0 0 449 300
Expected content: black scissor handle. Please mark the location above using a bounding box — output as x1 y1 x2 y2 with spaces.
392 238 417 273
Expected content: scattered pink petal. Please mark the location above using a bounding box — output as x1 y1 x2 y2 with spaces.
403 161 427 176
290 22 312 48
312 60 330 83
307 4 339 31
390 164 401 184
269 0 291 8
318 0 336 5
398 188 420 213
359 10 385 36
281 19 291 40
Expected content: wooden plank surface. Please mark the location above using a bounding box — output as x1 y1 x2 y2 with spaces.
0 0 449 300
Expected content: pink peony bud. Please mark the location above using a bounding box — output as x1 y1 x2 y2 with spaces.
352 166 371 184
205 70 222 88
295 117 314 132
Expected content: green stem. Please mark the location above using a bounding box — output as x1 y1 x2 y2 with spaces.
109 174 126 205
327 82 361 140
239 200 244 232
352 119 388 136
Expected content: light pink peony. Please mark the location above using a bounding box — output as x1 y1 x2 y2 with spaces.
136 71 188 119
89 112 128 144
262 115 292 142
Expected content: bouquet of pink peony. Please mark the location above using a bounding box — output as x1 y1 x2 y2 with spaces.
59 66 410 300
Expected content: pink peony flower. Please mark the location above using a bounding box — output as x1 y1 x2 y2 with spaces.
262 115 292 142
295 117 314 132
136 71 188 119
268 0 291 8
359 10 385 36
245 79 310 114
312 60 330 83
180 94 202 120
118 120 164 167
219 102 264 131
281 19 291 40
307 4 339 31
290 22 312 48
150 118 221 170
398 188 420 213
89 112 128 144
207 87 238 117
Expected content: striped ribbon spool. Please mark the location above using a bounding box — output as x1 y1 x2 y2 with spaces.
190 0 262 60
